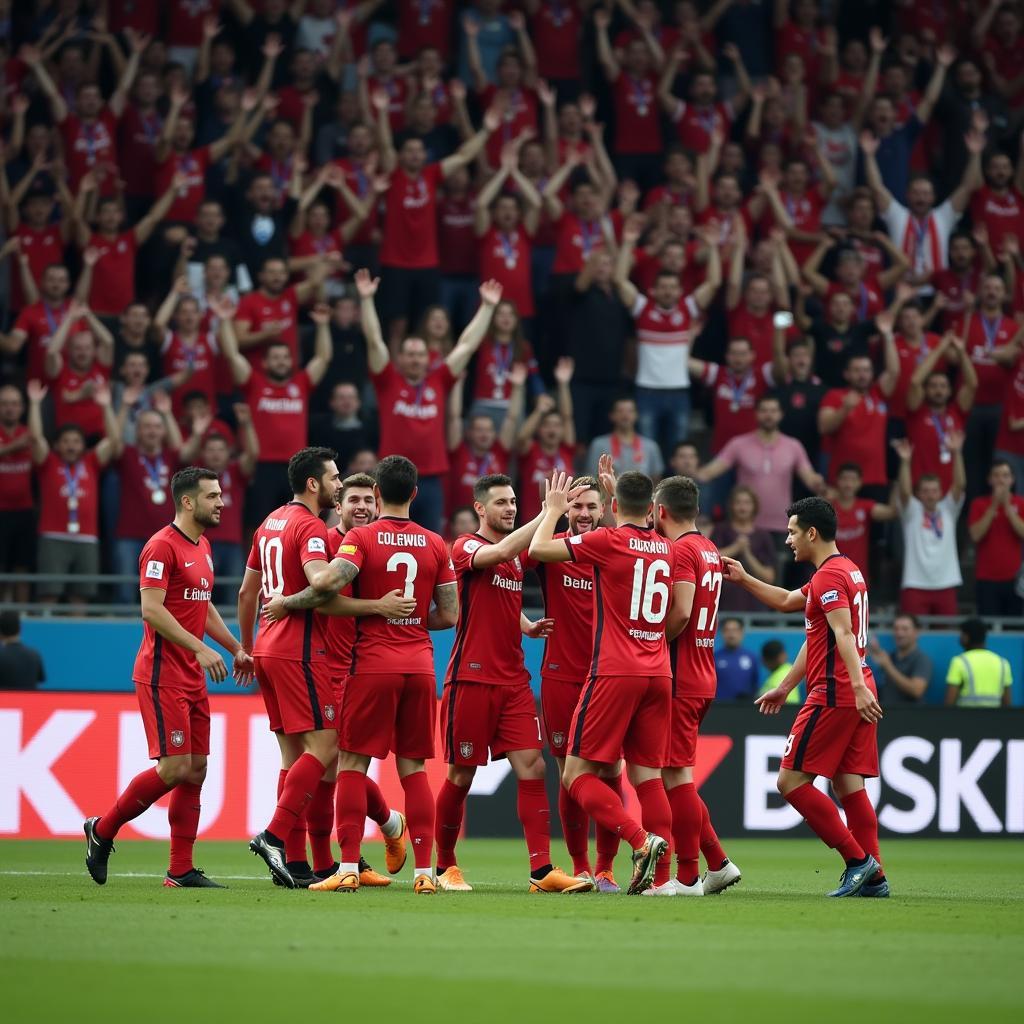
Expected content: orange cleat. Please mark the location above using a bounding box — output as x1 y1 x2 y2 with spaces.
529 867 593 893
359 865 392 887
413 874 436 895
309 870 359 893
595 870 621 894
383 812 408 874
436 866 473 891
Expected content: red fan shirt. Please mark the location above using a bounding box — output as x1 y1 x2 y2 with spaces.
37 451 101 539
970 186 1024 256
907 404 965 493
372 362 456 477
398 0 454 59
479 225 534 316
531 2 582 81
244 369 311 463
437 192 478 276
116 445 179 539
380 163 444 269
969 494 1024 581
60 110 119 190
86 230 137 316
118 103 162 198
957 311 1016 405
49 361 110 437
11 223 64 313
447 441 511 515
700 362 772 452
235 286 301 364
517 442 575 524
610 71 661 155
831 497 876 586
155 147 213 224
0 426 32 511
819 387 889 486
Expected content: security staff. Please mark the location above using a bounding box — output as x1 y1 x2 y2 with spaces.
945 618 1013 708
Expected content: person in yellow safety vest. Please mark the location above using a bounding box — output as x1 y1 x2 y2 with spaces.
759 640 801 704
945 618 1014 708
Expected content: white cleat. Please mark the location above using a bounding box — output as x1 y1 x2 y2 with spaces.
640 880 678 897
703 859 741 895
670 877 705 896
576 871 596 891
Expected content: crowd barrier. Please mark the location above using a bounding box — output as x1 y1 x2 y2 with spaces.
1 694 1019 841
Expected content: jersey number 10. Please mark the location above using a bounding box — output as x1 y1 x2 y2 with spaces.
258 536 284 598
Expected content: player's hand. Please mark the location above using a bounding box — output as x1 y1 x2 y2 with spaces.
523 617 554 639
597 452 617 499
376 588 417 620
853 683 883 724
544 470 584 516
720 555 748 585
197 644 228 683
232 648 255 687
261 594 289 622
754 687 788 715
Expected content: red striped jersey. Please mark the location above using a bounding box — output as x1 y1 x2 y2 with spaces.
630 294 700 389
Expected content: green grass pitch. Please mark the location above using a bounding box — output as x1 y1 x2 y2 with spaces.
1 838 1021 1023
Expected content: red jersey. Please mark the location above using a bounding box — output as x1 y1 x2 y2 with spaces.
167 0 219 46
109 0 159 34
959 311 1016 405
670 531 721 699
162 328 219 417
133 525 215 690
336 516 456 674
891 333 946 420
369 74 410 132
480 86 539 167
517 442 575 523
0 426 32 511
564 524 674 679
700 362 772 452
831 498 875 586
14 300 82 383
397 0 454 59
247 501 331 661
642 183 693 213
380 163 444 269
983 36 1024 108
536 529 594 683
849 235 887 280
37 451 101 539
801 553 877 707
610 72 661 154
728 305 794 366
774 189 825 265
235 286 301 364
531 2 582 80
214 460 248 545
12 223 64 312
776 21 825 85
118 103 162 198
116 446 179 539
87 230 137 315
970 186 1024 256
552 212 614 275
155 147 213 224
820 387 889 486
995 353 1024 455
472 338 538 404
324 527 357 675
437 193 477 275
671 100 733 155
825 278 884 325
447 441 511 515
695 204 752 256
969 495 1024 582
244 369 310 463
372 362 456 477
931 267 979 328
333 157 378 246
60 110 119 190
446 533 532 686
290 229 345 280
907 404 965 493
50 361 110 438
479 226 534 316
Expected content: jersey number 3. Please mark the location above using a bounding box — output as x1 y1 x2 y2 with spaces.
387 551 418 599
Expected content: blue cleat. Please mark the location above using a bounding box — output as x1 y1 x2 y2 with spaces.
826 855 879 898
859 877 891 898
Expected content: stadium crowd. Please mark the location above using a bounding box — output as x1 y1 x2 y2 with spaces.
1 0 1024 616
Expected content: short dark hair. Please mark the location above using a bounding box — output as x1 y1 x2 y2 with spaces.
172 466 219 508
836 462 862 477
55 423 86 443
182 390 209 406
615 471 654 516
960 617 988 648
990 458 1015 479
722 616 743 631
341 472 377 495
893 612 920 630
761 639 785 663
287 446 337 495
655 475 700 521
786 496 838 541
0 609 19 638
755 393 781 409
376 455 418 504
474 473 513 503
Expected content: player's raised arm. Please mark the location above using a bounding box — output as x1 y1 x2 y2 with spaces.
529 471 584 563
825 607 883 723
721 556 804 612
755 641 806 714
141 587 227 682
356 269 390 374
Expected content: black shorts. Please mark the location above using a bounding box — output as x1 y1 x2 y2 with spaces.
0 509 36 571
379 266 441 329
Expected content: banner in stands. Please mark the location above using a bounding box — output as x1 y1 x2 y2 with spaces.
1 695 1021 840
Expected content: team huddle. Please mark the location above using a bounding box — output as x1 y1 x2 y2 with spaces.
81 443 888 899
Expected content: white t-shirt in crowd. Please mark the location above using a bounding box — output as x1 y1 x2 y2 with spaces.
900 492 964 590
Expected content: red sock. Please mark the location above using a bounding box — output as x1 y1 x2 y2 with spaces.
558 786 591 876
635 778 672 886
275 768 307 863
96 767 173 841
699 797 728 871
167 782 202 876
306 779 336 873
516 779 551 875
277 768 287 800
365 776 390 826
594 775 623 873
568 775 645 850
434 779 469 869
267 753 324 844
667 782 701 885
841 789 882 875
400 771 434 870
786 783 864 862
335 770 367 864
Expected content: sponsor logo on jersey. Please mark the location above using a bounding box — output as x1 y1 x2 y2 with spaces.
184 588 213 601
200 578 210 590
307 537 326 554
145 560 165 580
820 589 840 605
491 574 522 592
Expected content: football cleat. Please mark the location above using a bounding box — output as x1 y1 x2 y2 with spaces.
84 817 114 886
359 862 392 887
436 866 473 891
413 874 437 895
163 869 227 889
628 833 669 895
313 861 340 882
703 858 742 895
575 871 596 891
309 870 359 893
859 877 891 898
594 870 621 894
670 877 704 896
826 855 880 898
529 867 593 893
383 812 408 874
284 862 317 889
249 832 295 888
640 880 678 897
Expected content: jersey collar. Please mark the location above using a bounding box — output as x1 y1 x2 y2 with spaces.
170 523 201 547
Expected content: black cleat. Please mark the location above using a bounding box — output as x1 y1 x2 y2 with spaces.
314 861 341 882
84 816 114 885
249 831 295 888
285 861 317 889
163 868 227 889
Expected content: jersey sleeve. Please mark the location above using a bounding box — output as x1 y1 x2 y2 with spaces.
811 567 851 614
245 534 262 573
565 527 610 565
434 536 457 587
294 517 331 566
334 525 367 569
139 537 175 592
673 541 697 585
452 534 485 573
